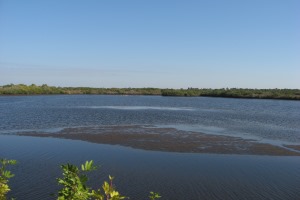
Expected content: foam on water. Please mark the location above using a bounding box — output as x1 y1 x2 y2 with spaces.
77 105 196 111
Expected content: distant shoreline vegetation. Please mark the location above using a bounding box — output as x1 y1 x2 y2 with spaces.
0 84 300 100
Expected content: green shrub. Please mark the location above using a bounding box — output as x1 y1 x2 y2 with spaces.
0 159 17 200
0 158 161 200
57 160 126 200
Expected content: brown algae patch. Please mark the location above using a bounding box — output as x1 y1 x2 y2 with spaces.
283 145 300 152
18 125 300 156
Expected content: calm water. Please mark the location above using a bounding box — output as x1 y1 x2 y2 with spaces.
0 95 300 145
0 95 300 199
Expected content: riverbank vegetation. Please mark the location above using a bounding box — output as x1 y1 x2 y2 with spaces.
161 88 300 100
0 84 299 100
0 84 161 96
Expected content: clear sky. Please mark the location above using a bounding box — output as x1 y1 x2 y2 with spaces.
0 0 299 88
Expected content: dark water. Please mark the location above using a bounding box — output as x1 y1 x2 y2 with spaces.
1 135 300 200
0 95 300 199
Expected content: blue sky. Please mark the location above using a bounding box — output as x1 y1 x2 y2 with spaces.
0 0 299 88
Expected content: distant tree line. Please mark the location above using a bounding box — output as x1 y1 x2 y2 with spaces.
0 84 299 100
0 84 161 96
161 88 300 100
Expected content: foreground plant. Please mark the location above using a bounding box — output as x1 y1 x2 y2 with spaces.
0 159 17 200
57 160 161 200
149 191 161 200
57 160 126 200
0 158 161 200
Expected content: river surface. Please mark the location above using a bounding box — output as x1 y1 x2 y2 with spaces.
0 95 300 199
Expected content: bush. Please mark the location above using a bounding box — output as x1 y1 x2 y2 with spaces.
57 160 125 200
0 159 17 200
0 159 161 200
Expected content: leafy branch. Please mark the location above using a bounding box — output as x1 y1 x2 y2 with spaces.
57 160 160 200
0 159 161 200
0 159 17 200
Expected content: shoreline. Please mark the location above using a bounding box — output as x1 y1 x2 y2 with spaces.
1 93 299 101
1 84 299 100
17 125 300 156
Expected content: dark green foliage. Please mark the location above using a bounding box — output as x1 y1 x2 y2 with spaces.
0 84 161 96
0 84 64 95
0 84 299 100
161 88 300 100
